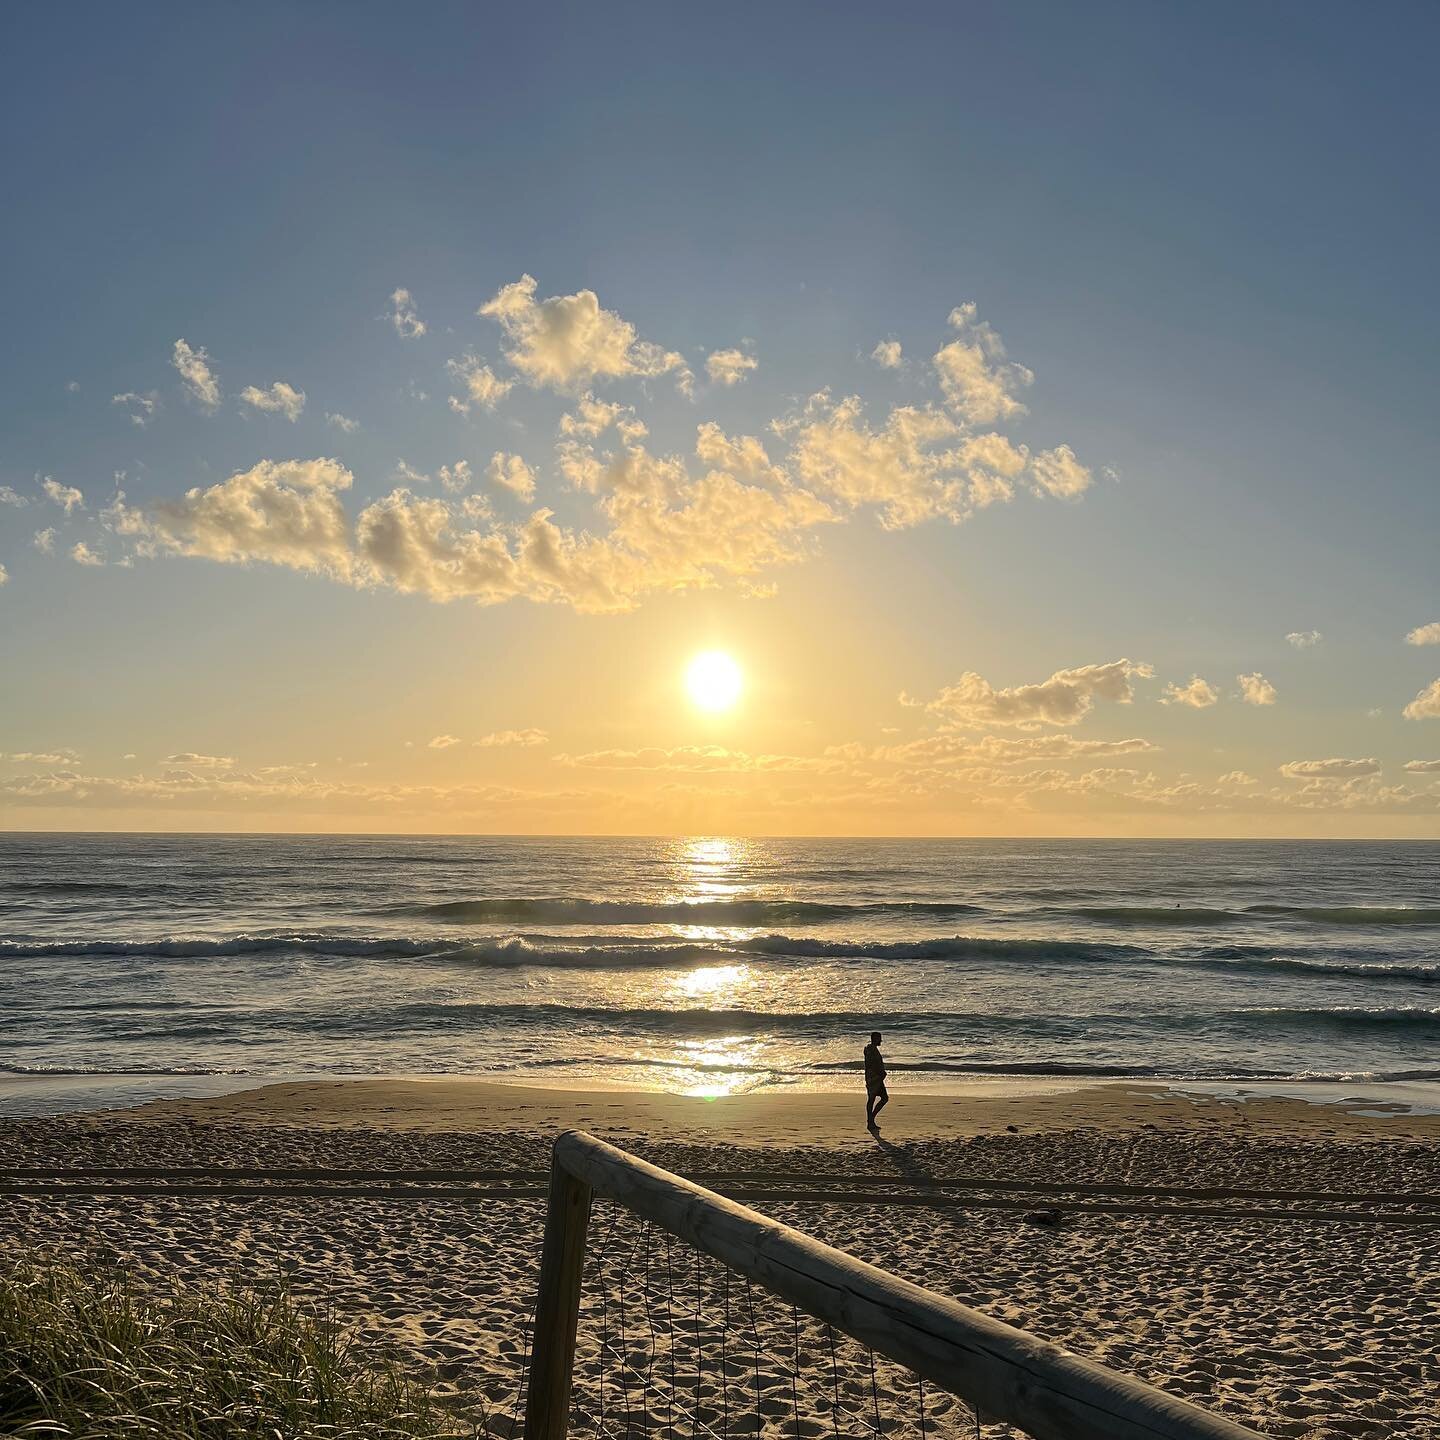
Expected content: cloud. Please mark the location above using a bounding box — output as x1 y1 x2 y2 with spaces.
1217 770 1259 787
872 733 1158 766
142 458 356 578
479 274 689 393
487 452 536 501
788 393 1083 527
112 391 160 427
438 461 472 495
1027 444 1092 500
70 541 104 566
1161 676 1219 708
389 287 426 339
1237 672 1277 706
163 752 235 768
0 765 603 818
706 349 757 386
326 412 359 433
446 354 513 414
33 528 55 554
1 749 80 764
173 339 220 411
871 339 903 369
427 735 462 749
932 303 1033 424
0 485 26 507
102 301 1103 616
0 563 6 585
559 394 648 444
1402 759 1440 773
1406 621 1440 646
240 381 306 422
1403 678 1440 721
475 728 548 748
42 478 84 514
916 659 1154 730
1286 630 1322 648
1279 757 1381 779
556 745 845 774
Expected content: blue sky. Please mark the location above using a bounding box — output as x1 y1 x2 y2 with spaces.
2 2 1438 834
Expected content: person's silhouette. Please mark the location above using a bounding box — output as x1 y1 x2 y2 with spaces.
863 1030 889 1130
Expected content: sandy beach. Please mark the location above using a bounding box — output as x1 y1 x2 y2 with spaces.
2 1078 1437 1439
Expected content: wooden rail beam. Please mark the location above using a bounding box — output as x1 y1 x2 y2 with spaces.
530 1129 1265 1440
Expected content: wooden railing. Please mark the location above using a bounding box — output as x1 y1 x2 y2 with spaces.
524 1130 1265 1440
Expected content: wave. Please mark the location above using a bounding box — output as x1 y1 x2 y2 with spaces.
1232 1005 1440 1032
1243 905 1440 926
6 930 1439 985
1070 904 1440 927
0 1063 250 1077
388 897 987 925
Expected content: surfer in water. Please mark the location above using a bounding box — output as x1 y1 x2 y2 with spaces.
864 1030 889 1130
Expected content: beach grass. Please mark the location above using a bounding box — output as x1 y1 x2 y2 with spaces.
0 1255 479 1438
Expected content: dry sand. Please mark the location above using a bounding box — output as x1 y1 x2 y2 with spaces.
2 1078 1437 1439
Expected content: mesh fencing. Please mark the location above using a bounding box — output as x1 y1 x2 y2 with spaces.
514 1198 1022 1440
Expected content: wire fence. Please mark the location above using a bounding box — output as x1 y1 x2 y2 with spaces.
532 1199 1009 1440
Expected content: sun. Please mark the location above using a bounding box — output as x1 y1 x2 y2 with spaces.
685 650 743 712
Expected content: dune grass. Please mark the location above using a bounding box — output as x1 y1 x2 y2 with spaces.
0 1256 481 1437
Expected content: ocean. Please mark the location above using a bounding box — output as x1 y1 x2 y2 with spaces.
2 833 1438 1111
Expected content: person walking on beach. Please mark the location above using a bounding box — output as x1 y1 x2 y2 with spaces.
864 1031 889 1129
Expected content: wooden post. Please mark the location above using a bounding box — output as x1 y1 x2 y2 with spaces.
523 1153 593 1440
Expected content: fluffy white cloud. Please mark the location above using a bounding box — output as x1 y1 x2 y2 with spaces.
475 729 548 748
1279 757 1381 779
871 339 903 369
389 287 425 339
487 452 536 501
326 412 359 433
558 393 648 443
1403 678 1440 720
164 752 235 768
1027 444 1092 500
112 391 159 427
932 303 1032 424
1286 630 1322 648
788 393 1081 527
916 659 1154 730
1406 621 1440 646
0 563 7 586
1402 759 1440 773
33 528 55 554
438 461 472 494
428 735 462 749
42 478 84 513
1 749 80 764
240 381 306 422
102 300 1103 616
144 458 356 578
173 339 220 410
706 349 757 386
1162 676 1219 708
1237 672 1277 706
70 541 104 566
446 354 513 414
0 485 25 506
479 274 689 393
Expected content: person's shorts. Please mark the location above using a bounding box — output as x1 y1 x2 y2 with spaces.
866 1083 888 1100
